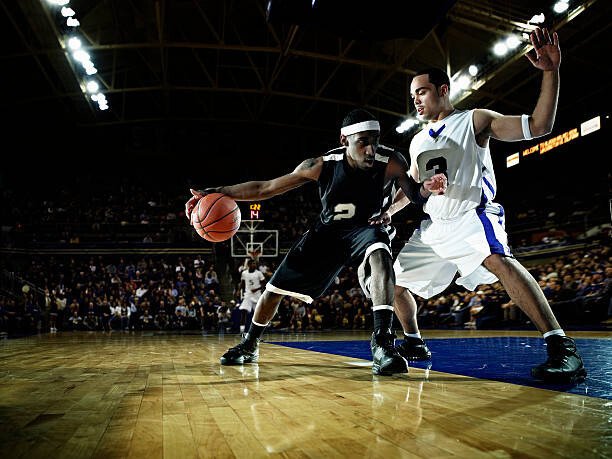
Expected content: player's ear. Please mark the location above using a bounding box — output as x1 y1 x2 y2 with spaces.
438 84 449 97
340 134 348 146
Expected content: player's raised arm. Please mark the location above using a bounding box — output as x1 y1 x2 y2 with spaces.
388 154 447 210
473 27 560 142
185 157 323 219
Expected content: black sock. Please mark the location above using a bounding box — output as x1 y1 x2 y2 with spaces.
373 309 393 333
245 322 267 341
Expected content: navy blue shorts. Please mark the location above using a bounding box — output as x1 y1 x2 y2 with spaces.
266 221 392 303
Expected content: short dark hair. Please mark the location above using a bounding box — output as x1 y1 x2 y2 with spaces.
415 68 450 89
341 109 377 129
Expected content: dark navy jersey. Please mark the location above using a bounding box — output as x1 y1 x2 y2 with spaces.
318 145 406 225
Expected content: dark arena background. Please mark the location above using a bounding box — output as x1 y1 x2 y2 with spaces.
0 1 610 458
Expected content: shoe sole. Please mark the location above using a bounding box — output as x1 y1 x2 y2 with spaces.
532 367 587 384
372 365 409 375
372 358 409 375
220 355 259 365
400 354 432 362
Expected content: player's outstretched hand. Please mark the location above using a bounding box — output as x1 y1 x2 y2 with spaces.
368 210 391 226
526 27 560 71
185 188 204 222
424 173 447 195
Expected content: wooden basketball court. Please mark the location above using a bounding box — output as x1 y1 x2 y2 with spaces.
0 330 609 458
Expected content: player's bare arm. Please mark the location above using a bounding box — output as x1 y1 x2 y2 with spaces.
381 155 447 219
473 27 560 144
185 157 323 218
368 188 409 225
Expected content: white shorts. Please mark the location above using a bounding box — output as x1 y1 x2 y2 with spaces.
239 293 261 312
394 205 511 299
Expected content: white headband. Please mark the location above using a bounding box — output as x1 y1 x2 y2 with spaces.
340 120 380 136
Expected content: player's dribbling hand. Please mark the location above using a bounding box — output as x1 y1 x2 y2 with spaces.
368 211 391 226
185 188 204 222
424 173 447 195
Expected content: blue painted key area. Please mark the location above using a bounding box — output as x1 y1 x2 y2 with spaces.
270 336 612 399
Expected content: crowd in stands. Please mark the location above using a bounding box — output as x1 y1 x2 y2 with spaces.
1 180 610 338
3 183 607 249
1 243 609 338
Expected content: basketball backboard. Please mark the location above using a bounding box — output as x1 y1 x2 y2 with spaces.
231 220 278 258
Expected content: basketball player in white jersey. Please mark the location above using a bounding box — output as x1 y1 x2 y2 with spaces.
238 260 266 333
387 27 585 383
186 109 446 375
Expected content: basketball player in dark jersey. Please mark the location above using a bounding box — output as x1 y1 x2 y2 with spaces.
185 109 447 375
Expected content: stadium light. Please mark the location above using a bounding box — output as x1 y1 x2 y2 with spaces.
86 81 99 93
61 7 75 17
506 35 521 50
67 37 81 50
553 1 569 14
493 42 508 56
529 13 546 24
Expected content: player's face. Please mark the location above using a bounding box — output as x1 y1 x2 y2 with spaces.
345 130 380 169
410 74 447 121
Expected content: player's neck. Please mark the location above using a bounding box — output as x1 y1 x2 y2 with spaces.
431 107 456 123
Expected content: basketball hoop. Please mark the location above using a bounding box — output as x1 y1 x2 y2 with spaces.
247 248 261 261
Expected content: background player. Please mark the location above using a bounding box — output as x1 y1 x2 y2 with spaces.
185 109 447 375
387 27 585 383
238 259 266 333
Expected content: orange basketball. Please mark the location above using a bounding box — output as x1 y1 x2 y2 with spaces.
191 193 241 242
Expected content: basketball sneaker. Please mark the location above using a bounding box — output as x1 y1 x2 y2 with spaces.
531 335 587 384
220 333 259 365
395 336 432 361
371 330 408 375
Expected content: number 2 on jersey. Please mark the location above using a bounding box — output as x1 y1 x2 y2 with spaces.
333 203 356 220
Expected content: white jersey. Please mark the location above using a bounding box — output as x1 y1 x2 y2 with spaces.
410 109 497 220
241 269 265 298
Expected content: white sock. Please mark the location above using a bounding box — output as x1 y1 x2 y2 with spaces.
404 332 421 339
239 325 245 333
543 329 565 339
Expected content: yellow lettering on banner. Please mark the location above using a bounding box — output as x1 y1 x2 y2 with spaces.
540 128 578 154
249 204 261 211
523 145 539 156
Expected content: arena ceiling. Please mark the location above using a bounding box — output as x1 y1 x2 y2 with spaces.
1 0 610 156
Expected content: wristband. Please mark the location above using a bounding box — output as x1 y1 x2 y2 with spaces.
521 114 533 140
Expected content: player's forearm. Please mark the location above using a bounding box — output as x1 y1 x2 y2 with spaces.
209 181 274 201
530 70 559 137
388 194 410 216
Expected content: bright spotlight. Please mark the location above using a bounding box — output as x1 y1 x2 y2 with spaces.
457 75 471 90
529 13 546 24
468 65 478 77
493 42 508 56
67 37 81 50
61 7 75 17
72 50 89 62
553 1 569 13
506 35 521 49
86 81 99 93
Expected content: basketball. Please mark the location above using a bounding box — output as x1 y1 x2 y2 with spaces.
191 193 241 242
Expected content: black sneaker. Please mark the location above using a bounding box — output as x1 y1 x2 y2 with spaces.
371 330 408 375
395 336 432 361
531 335 587 384
220 334 260 365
